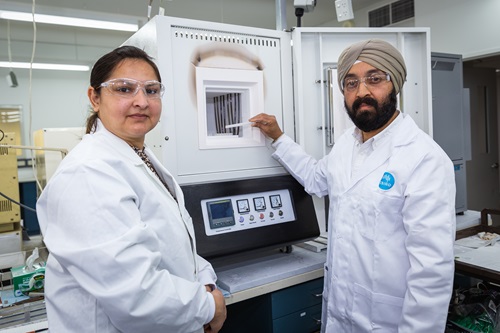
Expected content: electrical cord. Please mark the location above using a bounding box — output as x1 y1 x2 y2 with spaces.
7 20 13 71
29 0 43 194
159 0 165 16
0 191 37 213
148 0 153 21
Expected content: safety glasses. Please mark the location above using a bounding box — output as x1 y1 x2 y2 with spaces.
342 73 391 92
99 78 165 99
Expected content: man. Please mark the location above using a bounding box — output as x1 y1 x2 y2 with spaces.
250 39 456 333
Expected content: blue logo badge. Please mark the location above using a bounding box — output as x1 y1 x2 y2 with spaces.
379 172 395 190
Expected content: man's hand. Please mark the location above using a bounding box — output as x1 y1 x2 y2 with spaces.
249 113 284 141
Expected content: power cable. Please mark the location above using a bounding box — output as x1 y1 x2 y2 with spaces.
6 20 18 87
148 0 153 21
29 0 43 194
0 191 37 213
7 20 12 69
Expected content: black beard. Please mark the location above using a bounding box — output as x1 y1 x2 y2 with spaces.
344 90 398 132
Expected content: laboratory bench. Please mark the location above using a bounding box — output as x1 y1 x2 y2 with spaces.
4 173 327 332
446 209 500 333
210 245 326 333
4 211 494 333
455 209 500 285
0 243 325 333
0 235 48 333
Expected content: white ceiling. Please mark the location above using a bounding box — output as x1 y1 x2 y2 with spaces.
0 0 374 68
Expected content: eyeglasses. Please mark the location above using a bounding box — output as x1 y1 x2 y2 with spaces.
342 73 391 92
99 78 165 99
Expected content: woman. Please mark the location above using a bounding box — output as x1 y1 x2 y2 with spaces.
36 45 226 333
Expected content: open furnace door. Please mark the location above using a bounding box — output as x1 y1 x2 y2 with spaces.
124 16 295 185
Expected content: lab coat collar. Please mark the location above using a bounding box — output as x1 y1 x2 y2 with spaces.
347 112 419 189
92 120 196 251
92 119 144 164
352 110 404 146
92 120 185 209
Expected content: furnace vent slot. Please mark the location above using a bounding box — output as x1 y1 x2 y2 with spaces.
173 26 278 48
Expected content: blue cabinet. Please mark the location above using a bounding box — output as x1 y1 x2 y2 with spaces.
19 181 40 235
272 278 323 333
220 277 323 333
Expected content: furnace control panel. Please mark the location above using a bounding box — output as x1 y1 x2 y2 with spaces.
200 189 296 236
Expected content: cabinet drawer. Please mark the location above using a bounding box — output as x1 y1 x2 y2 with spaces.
273 303 322 333
271 278 323 319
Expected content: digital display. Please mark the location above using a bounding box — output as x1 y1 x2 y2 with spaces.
206 199 235 229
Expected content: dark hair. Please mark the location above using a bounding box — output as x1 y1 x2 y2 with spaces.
86 45 162 134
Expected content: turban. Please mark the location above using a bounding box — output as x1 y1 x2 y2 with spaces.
337 39 407 95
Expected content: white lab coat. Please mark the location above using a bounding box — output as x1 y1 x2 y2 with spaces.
272 113 456 333
37 121 216 333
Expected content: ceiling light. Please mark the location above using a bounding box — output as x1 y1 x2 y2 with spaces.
0 10 138 32
0 61 89 71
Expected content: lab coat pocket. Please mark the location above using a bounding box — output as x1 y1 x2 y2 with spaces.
353 284 403 332
371 291 404 331
356 191 403 242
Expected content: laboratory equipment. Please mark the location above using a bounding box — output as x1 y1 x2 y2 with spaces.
0 132 23 274
431 52 470 214
182 175 319 259
124 15 431 261
33 127 85 189
0 132 21 233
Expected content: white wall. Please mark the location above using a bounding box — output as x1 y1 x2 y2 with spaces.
2 0 500 156
322 0 500 60
0 69 89 156
415 0 500 59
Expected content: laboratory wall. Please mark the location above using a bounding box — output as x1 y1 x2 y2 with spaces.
2 0 500 159
323 0 500 60
0 70 89 158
